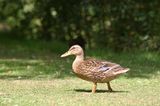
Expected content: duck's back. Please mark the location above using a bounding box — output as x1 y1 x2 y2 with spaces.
74 59 129 83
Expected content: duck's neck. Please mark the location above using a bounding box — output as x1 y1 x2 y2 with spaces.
72 53 84 71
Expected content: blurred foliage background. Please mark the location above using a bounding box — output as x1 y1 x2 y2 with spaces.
0 0 160 51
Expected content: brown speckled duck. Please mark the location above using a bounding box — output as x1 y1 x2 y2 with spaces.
61 45 129 93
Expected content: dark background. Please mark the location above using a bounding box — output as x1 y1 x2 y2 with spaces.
0 0 160 51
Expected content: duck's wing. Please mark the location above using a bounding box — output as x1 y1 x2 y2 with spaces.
76 59 129 82
96 60 129 74
78 59 129 75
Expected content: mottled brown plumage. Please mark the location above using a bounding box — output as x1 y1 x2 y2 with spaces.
61 45 129 93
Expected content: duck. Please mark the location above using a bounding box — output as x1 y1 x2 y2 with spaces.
61 45 129 93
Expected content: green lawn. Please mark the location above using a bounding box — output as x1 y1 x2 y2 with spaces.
0 38 160 106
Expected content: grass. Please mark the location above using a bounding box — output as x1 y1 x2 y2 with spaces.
0 78 160 106
0 35 160 106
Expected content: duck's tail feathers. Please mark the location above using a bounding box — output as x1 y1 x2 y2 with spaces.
114 68 130 75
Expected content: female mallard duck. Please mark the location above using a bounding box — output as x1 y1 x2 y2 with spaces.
61 45 129 93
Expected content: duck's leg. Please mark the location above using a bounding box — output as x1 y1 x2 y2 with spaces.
92 82 97 93
107 82 113 92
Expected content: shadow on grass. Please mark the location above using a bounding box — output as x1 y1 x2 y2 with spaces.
0 75 34 80
0 57 74 80
0 52 160 80
74 89 129 93
0 34 159 80
95 51 160 79
124 53 160 79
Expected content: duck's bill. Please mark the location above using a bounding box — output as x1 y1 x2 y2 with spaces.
60 51 71 57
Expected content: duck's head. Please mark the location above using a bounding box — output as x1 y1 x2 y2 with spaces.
61 45 84 57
